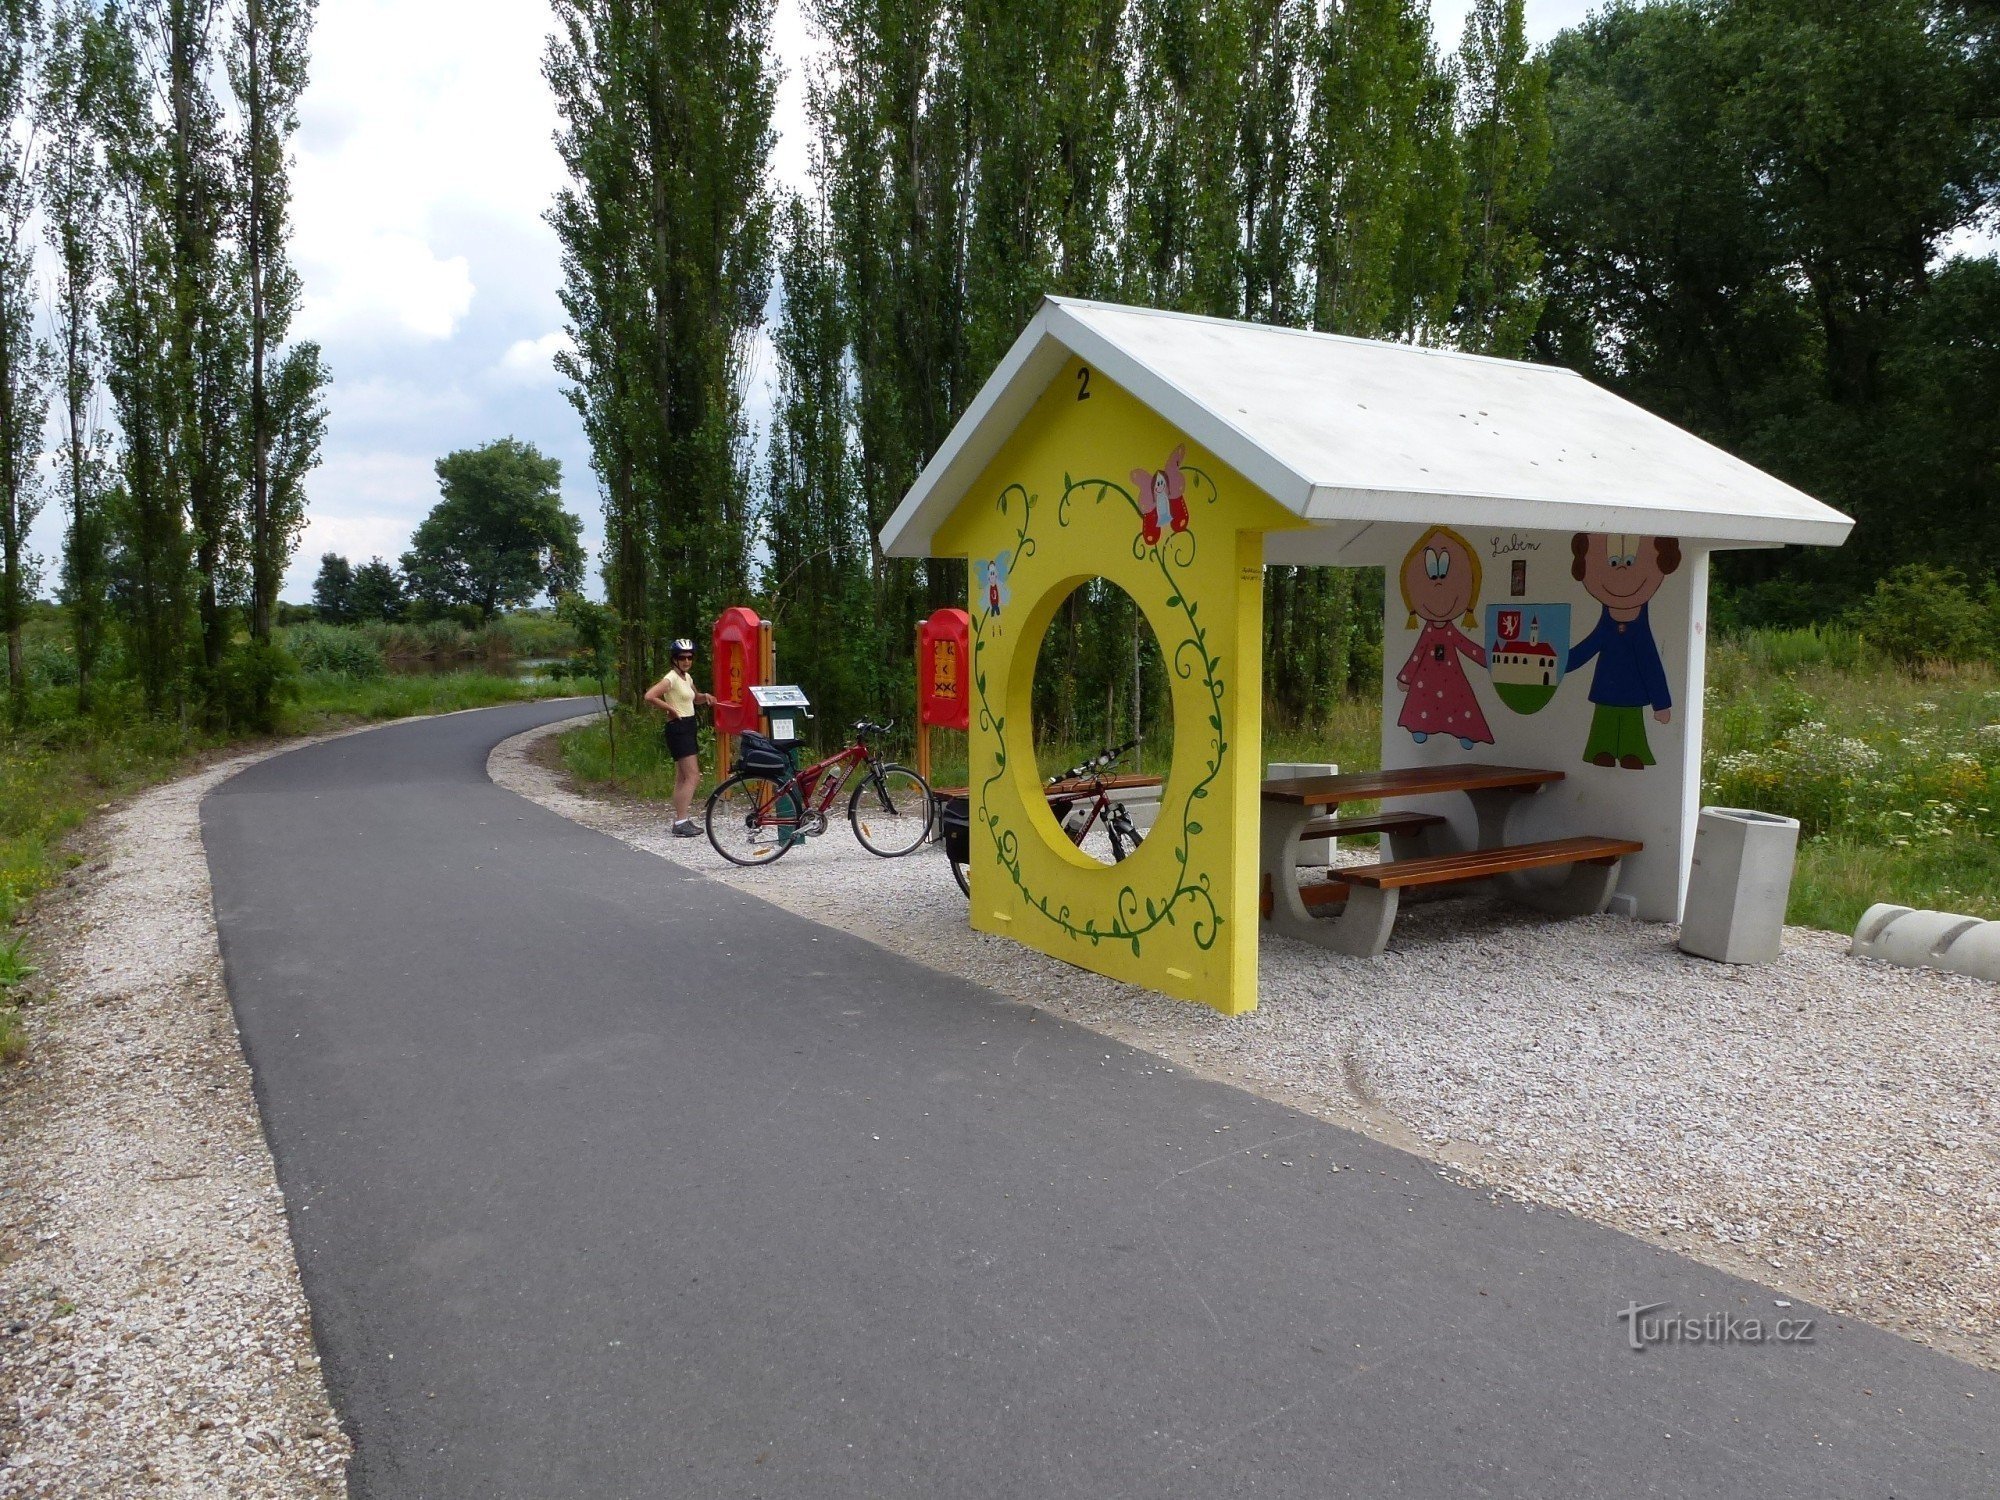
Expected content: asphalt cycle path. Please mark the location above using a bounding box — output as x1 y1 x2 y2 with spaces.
203 701 1997 1499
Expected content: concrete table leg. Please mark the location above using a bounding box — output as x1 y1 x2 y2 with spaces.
1259 803 1401 956
1467 787 1530 850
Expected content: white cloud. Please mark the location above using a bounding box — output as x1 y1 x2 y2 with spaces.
296 231 474 343
290 0 566 345
497 331 574 387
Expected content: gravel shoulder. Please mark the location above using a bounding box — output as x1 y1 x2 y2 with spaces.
498 716 2000 1374
1 741 352 1497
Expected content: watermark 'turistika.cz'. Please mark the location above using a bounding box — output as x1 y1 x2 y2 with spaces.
1617 1302 1816 1352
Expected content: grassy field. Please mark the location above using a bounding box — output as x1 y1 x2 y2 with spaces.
0 666 575 1061
557 629 1998 937
1704 632 1999 931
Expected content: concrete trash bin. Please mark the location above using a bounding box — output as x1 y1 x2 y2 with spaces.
1677 807 1800 964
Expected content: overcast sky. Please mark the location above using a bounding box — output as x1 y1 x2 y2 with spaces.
22 1 1601 600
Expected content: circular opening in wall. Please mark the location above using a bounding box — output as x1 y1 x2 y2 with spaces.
1027 578 1172 866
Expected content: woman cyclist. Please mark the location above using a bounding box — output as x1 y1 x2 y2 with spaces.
645 638 717 837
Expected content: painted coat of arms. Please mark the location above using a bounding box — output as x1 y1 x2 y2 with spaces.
1485 603 1571 714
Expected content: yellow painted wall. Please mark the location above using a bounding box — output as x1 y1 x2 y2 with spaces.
934 360 1299 1014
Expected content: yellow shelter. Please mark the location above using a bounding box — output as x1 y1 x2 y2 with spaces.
881 298 1852 1016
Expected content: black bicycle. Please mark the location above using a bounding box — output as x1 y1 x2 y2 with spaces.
942 740 1146 897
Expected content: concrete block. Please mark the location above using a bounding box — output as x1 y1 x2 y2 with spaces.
1851 905 2000 982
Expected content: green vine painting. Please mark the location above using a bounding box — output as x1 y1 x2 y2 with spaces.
970 465 1226 956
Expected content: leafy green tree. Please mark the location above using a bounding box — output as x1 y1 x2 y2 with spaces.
402 439 585 618
140 0 245 720
812 0 973 642
1115 0 1250 317
1535 0 2000 603
1304 0 1462 338
0 0 52 725
1849 564 1989 666
556 590 620 771
547 0 665 702
349 556 405 622
310 551 353 622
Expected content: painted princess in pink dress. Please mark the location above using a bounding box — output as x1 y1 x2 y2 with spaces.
1394 525 1493 750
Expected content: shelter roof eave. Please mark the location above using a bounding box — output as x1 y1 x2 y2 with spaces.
878 297 1854 559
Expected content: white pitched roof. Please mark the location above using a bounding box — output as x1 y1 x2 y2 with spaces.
879 297 1852 561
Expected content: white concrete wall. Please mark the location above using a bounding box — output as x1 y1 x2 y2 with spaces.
1373 524 1710 921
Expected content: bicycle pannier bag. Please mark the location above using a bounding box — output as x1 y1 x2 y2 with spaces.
738 731 796 779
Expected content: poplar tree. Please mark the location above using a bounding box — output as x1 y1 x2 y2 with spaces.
1455 0 1549 355
1236 0 1311 324
818 0 972 628
38 0 112 713
548 0 653 700
1303 0 1462 339
960 0 1125 371
634 0 773 632
762 191 871 735
0 0 51 725
1116 0 1250 316
232 0 326 724
547 0 776 691
99 6 188 715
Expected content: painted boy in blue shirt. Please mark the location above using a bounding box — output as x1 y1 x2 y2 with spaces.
1565 534 1683 769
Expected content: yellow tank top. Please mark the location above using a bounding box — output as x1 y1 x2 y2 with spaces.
659 668 697 717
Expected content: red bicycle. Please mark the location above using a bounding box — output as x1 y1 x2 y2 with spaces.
704 720 934 866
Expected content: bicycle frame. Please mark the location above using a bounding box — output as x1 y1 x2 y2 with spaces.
786 741 872 818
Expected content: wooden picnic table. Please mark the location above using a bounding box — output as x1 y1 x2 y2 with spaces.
1259 762 1638 955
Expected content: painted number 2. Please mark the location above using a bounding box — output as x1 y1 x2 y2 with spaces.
1076 366 1092 401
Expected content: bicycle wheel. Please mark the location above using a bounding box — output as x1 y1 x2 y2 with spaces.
848 764 934 857
949 851 972 897
705 773 803 866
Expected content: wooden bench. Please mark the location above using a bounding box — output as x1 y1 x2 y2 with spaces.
1296 835 1643 956
1335 835 1642 892
1297 809 1446 846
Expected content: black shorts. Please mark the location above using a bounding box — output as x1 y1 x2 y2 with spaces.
663 717 699 761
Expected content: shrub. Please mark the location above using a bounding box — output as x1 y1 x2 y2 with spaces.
498 609 579 659
1848 564 1988 666
1736 623 1871 674
219 641 302 733
25 640 79 688
278 623 385 678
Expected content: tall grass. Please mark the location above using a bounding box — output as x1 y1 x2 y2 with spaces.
1704 643 1999 929
273 612 578 675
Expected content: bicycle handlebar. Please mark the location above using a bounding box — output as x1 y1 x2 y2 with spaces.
1050 739 1140 785
853 719 894 738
